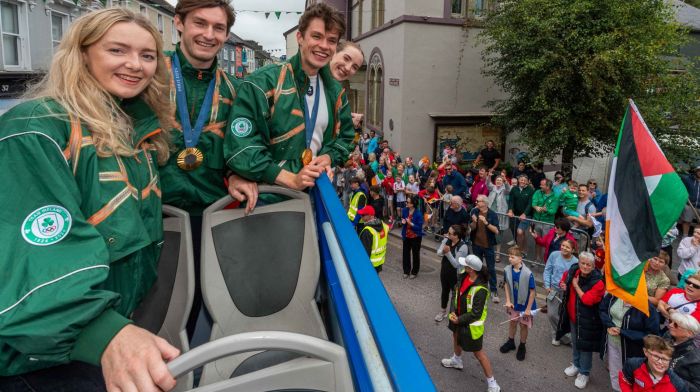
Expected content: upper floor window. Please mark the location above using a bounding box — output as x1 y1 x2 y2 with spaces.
139 5 147 16
355 0 363 36
451 0 466 17
51 12 68 50
470 0 490 19
0 1 28 69
367 50 383 129
157 14 163 34
371 0 384 29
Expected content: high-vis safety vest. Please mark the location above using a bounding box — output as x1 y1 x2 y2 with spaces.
361 222 389 267
454 284 489 340
347 191 367 221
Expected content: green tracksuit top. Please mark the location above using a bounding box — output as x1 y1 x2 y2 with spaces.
532 189 559 223
0 98 163 375
223 52 355 185
160 45 240 215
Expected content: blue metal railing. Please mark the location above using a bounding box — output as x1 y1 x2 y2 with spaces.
312 174 435 391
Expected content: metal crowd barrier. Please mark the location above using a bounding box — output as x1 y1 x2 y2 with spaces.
486 212 592 271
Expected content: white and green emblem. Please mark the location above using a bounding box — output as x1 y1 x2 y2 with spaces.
231 117 253 137
22 205 72 246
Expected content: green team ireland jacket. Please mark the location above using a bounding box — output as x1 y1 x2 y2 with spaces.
160 45 241 215
223 52 355 185
0 98 163 375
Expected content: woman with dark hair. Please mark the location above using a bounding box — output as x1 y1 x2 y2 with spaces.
441 255 501 392
401 195 424 279
599 294 660 391
435 224 469 322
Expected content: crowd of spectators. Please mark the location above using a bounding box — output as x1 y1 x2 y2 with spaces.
343 136 700 391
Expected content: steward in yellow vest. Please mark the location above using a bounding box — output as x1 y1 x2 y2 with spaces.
442 254 501 392
347 177 367 226
357 206 387 273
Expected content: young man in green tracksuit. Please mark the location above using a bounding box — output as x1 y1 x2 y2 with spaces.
162 0 258 339
223 3 355 192
162 0 257 216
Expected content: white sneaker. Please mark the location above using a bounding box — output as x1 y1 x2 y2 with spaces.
441 356 463 370
506 240 516 246
491 293 500 304
574 374 589 389
434 312 447 322
564 364 579 377
487 384 501 392
551 338 561 346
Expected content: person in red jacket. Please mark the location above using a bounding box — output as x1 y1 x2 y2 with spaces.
531 218 578 264
557 252 606 389
619 335 687 392
381 170 396 222
658 271 700 324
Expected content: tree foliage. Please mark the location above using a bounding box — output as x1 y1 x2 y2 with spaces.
480 0 700 172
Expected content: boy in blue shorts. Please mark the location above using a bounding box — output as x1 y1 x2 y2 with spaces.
500 245 537 361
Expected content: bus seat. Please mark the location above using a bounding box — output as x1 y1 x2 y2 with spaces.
132 205 195 391
198 187 328 385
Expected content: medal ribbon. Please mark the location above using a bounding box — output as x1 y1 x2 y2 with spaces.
171 53 216 148
304 76 321 148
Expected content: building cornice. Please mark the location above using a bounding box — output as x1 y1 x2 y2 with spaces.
354 15 464 42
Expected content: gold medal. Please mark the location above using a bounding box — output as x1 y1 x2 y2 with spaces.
301 148 313 166
177 147 204 171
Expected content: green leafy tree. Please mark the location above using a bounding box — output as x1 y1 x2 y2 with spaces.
480 0 699 174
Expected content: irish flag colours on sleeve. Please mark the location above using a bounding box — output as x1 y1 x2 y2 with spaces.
604 99 688 316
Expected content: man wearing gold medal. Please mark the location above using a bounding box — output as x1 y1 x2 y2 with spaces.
223 3 355 193
159 0 258 340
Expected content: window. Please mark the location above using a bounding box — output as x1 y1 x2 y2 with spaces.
371 0 384 29
470 0 489 18
139 5 146 16
367 51 383 128
356 0 362 36
51 12 68 50
171 20 178 44
157 14 163 34
451 0 466 17
0 1 27 68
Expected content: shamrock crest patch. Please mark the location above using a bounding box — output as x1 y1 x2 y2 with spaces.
22 205 72 246
231 118 253 137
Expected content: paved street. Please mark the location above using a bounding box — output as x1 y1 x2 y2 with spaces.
380 235 610 392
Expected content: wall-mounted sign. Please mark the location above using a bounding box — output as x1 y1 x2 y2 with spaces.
0 73 39 98
389 78 399 86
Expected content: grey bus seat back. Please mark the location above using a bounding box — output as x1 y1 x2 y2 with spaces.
200 189 327 384
131 205 195 391
167 332 354 392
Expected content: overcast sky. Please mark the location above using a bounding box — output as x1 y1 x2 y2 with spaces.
167 0 306 56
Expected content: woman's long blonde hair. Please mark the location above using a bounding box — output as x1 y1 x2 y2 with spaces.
27 8 172 164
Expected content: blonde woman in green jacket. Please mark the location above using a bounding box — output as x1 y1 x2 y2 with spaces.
0 9 180 392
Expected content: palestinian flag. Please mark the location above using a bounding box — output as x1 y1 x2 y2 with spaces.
605 100 688 315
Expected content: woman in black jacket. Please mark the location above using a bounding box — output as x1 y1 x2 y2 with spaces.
599 294 660 391
668 312 700 392
441 255 501 392
556 252 606 389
